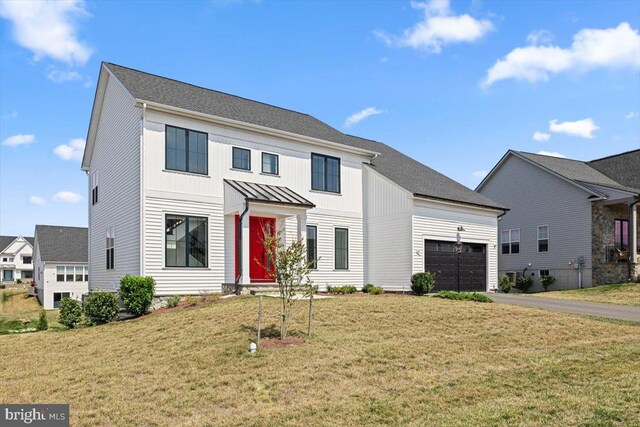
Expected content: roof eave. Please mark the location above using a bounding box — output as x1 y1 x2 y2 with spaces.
138 99 381 158
412 193 508 213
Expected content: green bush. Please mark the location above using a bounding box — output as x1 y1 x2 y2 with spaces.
433 291 493 303
120 275 155 316
59 298 82 329
411 272 436 295
516 276 534 293
499 275 513 293
327 285 357 294
84 292 120 325
16 279 23 284
166 295 181 308
540 275 556 291
362 283 384 294
36 309 48 331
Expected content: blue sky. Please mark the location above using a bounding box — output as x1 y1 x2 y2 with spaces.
1 0 639 236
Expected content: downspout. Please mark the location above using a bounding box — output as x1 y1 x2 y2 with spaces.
85 170 91 290
234 200 250 294
628 197 639 281
139 103 146 277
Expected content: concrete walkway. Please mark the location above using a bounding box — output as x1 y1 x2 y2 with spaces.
487 293 640 322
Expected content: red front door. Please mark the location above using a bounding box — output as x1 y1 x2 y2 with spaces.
249 216 276 283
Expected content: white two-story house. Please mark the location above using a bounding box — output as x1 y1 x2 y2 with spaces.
0 235 34 284
81 63 505 295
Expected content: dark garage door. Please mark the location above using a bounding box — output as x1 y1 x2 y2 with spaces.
424 240 486 292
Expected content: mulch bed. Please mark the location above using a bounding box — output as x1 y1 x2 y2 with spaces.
259 336 306 350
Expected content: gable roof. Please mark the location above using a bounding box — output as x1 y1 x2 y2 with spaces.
34 225 88 263
96 62 504 211
588 149 640 191
477 150 640 197
0 236 34 254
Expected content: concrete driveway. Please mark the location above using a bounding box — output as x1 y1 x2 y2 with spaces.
487 292 640 322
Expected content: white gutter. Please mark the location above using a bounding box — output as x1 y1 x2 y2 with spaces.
136 99 381 159
139 103 146 276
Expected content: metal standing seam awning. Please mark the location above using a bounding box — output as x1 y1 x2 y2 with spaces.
224 179 316 209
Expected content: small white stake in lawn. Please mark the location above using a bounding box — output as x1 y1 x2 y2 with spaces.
249 342 257 354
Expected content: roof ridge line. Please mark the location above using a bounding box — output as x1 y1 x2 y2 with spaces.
588 148 640 162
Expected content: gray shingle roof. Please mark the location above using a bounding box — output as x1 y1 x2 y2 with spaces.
0 236 34 253
517 151 640 194
103 62 505 211
34 225 88 263
225 180 315 208
588 149 640 191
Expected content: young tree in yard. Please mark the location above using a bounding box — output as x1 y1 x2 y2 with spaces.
260 227 314 340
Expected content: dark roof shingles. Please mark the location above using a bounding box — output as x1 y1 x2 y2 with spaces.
0 236 34 253
588 150 640 191
35 225 88 263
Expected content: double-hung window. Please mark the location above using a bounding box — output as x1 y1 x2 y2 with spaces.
615 219 629 251
166 125 208 175
56 266 65 282
334 228 349 270
232 147 251 171
165 215 208 268
311 153 340 193
501 229 520 255
106 227 115 270
262 152 279 175
537 225 549 253
91 170 98 205
306 225 318 269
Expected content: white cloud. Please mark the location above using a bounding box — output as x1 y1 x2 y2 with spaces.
549 118 599 139
2 110 18 119
526 29 554 46
53 191 82 203
374 0 494 54
533 131 551 142
344 107 384 128
0 0 92 65
626 111 637 119
28 196 46 206
483 22 640 87
537 150 566 158
2 134 35 147
472 170 487 178
53 138 85 161
47 67 82 83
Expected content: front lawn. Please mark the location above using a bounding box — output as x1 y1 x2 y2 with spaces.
0 295 638 426
536 283 640 307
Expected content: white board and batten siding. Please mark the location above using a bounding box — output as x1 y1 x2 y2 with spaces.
412 199 499 291
88 71 141 291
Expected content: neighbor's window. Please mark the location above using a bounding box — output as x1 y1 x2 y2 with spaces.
56 266 65 282
165 215 208 268
311 153 340 193
537 225 549 253
232 147 251 171
53 292 71 309
501 229 520 255
23 256 32 264
540 269 550 277
615 219 629 251
75 266 83 282
66 265 74 282
106 226 115 270
166 125 208 175
262 152 279 175
84 266 89 282
306 225 318 269
91 170 99 205
334 228 349 270
22 270 33 279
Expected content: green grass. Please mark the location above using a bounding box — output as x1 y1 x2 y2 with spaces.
0 295 638 426
536 283 640 307
0 290 61 334
433 291 493 303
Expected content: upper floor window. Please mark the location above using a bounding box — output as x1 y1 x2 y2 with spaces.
262 152 279 175
501 229 520 255
311 153 340 193
537 225 549 253
335 227 349 270
91 170 98 205
56 266 88 282
306 225 317 269
232 147 251 171
615 219 629 251
166 125 208 175
2 257 13 262
106 226 115 270
165 214 208 268
22 256 32 264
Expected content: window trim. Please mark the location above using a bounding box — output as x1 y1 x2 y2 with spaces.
501 228 520 255
334 227 349 270
539 269 550 277
164 214 209 268
232 147 251 171
91 170 99 205
106 226 115 270
261 152 279 175
614 218 629 251
537 225 549 253
306 225 318 270
56 266 65 282
311 153 341 194
165 124 209 175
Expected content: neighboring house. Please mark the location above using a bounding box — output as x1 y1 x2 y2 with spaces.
33 225 88 309
81 62 505 295
0 235 34 284
477 150 640 291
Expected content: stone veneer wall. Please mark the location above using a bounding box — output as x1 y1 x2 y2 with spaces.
591 201 638 285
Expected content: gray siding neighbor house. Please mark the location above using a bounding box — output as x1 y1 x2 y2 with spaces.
477 149 639 291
